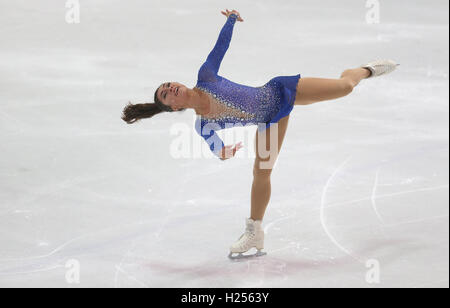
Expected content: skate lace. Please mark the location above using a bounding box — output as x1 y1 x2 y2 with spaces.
236 230 256 249
373 62 396 75
375 64 389 73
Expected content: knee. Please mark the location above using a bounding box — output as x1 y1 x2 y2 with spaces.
340 78 354 96
253 166 273 180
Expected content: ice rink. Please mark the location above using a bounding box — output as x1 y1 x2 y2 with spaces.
0 0 448 288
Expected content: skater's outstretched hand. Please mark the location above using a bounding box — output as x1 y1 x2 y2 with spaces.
219 142 243 160
221 9 244 22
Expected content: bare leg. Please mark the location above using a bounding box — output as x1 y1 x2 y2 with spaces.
295 67 371 105
249 68 369 220
251 115 290 221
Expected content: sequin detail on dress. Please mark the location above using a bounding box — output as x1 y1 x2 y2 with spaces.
194 85 257 123
195 14 301 157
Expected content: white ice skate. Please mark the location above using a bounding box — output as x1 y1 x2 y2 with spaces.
361 59 399 78
228 218 267 260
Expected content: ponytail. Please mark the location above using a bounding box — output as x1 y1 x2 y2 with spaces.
121 85 186 124
121 102 164 124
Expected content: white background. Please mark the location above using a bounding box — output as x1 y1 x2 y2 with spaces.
0 0 448 287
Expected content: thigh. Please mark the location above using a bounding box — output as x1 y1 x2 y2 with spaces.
294 77 352 105
254 115 290 173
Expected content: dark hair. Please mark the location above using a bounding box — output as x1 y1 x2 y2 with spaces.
121 87 185 124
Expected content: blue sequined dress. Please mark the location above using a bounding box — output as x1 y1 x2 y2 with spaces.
195 14 301 157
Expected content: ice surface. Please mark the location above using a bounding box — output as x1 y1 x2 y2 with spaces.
0 0 448 287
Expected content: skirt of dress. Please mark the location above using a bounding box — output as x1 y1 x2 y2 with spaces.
258 73 301 132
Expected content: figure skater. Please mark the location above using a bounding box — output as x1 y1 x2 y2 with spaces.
122 9 398 259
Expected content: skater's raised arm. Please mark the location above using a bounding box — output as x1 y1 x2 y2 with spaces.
201 10 244 76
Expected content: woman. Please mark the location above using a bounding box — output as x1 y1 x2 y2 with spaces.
122 9 398 260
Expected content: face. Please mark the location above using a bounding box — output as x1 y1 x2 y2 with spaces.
156 82 188 111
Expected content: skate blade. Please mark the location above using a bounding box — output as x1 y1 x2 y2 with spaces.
228 250 267 261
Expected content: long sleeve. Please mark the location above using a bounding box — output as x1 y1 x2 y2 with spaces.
199 14 238 80
195 118 225 158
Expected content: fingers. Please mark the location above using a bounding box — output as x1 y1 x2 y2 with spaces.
221 9 244 22
221 142 244 159
222 9 231 17
230 10 244 21
231 142 244 156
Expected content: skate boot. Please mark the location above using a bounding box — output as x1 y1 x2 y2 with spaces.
228 218 267 260
361 59 399 78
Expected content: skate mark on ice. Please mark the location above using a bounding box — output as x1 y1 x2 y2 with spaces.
0 264 64 277
0 219 157 263
264 214 296 234
371 168 390 239
0 174 113 219
266 244 300 254
0 236 86 263
320 155 363 263
114 248 133 288
113 192 166 288
115 264 149 288
326 184 449 210
142 258 289 285
113 235 150 288
17 174 111 207
140 237 410 286
143 241 403 286
383 215 449 228
371 168 385 225
0 174 112 218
